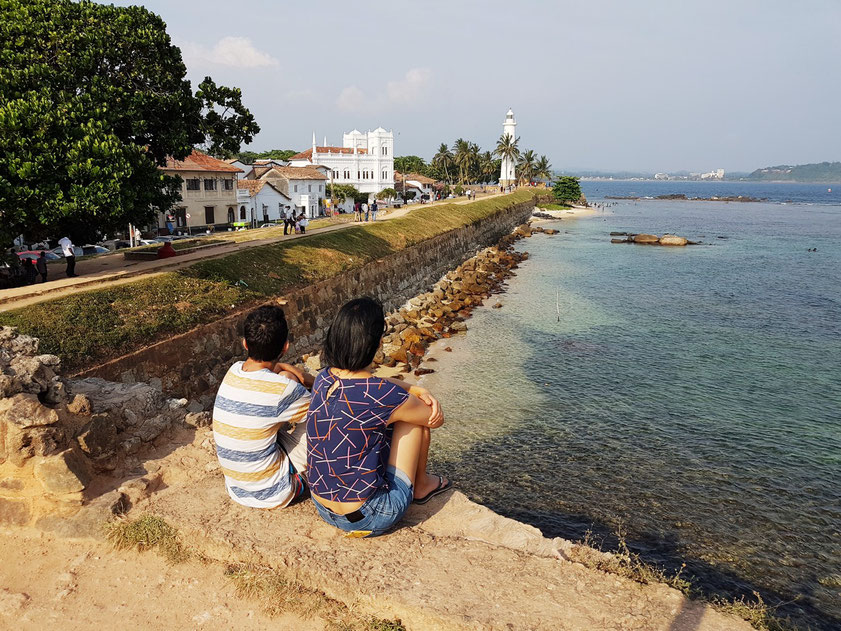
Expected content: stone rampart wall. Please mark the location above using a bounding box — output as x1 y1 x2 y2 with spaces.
76 197 538 405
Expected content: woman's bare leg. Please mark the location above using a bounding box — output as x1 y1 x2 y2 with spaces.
388 422 446 499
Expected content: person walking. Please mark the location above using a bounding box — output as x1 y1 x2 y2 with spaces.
58 236 77 277
362 201 369 222
354 202 361 222
371 200 378 222
283 206 293 235
298 213 308 234
22 258 37 285
35 251 48 283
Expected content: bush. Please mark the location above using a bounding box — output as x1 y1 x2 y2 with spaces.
553 176 582 203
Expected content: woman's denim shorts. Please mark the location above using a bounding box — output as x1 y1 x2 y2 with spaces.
312 465 413 537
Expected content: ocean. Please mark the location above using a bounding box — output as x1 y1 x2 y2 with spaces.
421 181 841 630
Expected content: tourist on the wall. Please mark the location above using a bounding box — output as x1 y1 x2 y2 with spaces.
284 206 293 235
306 297 451 537
22 258 37 285
362 201 369 222
212 305 314 510
354 202 361 222
297 213 308 234
370 200 378 222
35 251 48 283
58 235 77 277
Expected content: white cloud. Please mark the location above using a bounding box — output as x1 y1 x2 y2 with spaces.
336 85 367 112
386 68 432 104
182 36 279 68
335 68 432 112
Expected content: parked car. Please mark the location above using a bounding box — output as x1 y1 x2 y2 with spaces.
17 250 62 262
51 244 109 258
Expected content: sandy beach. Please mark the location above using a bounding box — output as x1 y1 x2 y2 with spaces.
534 204 598 218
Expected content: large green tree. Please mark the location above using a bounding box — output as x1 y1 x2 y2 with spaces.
393 155 429 176
431 143 454 183
553 176 582 203
0 0 259 248
494 133 520 177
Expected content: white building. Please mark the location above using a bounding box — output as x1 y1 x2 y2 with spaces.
236 180 292 226
499 109 517 187
395 171 436 201
288 128 395 197
247 165 328 218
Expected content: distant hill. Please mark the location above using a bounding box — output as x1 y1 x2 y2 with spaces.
746 162 841 183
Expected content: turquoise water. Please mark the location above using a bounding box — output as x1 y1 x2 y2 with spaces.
423 195 841 630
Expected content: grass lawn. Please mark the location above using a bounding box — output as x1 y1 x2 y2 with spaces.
0 191 539 371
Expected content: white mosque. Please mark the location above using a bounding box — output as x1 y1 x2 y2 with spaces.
288 128 395 196
499 108 517 187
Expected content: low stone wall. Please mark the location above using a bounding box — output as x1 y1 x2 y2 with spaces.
76 196 538 405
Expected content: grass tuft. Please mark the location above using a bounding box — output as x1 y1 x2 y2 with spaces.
105 514 190 564
225 563 405 631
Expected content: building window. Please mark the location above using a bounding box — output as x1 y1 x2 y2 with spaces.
205 206 215 224
308 184 311 192
357 171 360 179
294 184 298 192
223 179 234 191
383 170 387 179
227 207 235 223
262 204 269 223
186 178 200 191
204 179 216 191
382 146 387 156
240 206 247 220
319 184 323 192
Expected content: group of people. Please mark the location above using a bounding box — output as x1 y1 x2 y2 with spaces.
213 299 450 537
281 206 309 235
15 235 77 286
353 200 378 222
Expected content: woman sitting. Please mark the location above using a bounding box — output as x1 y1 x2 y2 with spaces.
306 297 450 537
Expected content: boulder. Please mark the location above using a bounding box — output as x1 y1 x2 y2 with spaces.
611 238 630 244
633 233 660 244
304 354 322 373
66 394 92 416
543 228 559 235
0 393 65 465
34 449 90 495
76 414 118 459
660 234 688 246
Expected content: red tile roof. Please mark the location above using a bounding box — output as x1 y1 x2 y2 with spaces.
237 179 290 198
164 150 242 173
395 171 436 185
289 146 368 160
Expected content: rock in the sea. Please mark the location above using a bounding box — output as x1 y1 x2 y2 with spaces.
543 228 559 235
611 238 630 244
659 234 688 246
414 368 435 376
633 233 660 244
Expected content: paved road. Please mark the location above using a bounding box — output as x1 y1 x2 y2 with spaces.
0 193 506 312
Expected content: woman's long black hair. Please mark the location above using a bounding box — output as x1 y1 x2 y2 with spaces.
322 297 386 371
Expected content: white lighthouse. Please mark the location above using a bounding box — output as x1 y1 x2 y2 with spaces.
499 108 517 187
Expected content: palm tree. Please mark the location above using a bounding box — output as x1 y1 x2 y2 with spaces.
432 143 454 183
479 151 496 183
517 150 537 185
453 138 472 184
535 155 552 182
494 133 520 181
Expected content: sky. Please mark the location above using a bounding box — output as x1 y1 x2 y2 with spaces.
111 0 841 173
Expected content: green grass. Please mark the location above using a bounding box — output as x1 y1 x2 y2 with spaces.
0 191 539 371
538 202 574 210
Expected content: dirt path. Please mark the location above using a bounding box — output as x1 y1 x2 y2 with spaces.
0 193 504 313
0 529 322 631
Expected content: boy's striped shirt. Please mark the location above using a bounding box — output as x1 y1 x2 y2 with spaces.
213 362 310 508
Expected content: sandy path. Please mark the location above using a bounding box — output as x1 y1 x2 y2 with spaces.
0 529 322 631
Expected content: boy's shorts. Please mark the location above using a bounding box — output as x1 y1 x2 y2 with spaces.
276 420 308 474
312 466 413 537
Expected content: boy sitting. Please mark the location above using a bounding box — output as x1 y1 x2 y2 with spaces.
213 305 314 509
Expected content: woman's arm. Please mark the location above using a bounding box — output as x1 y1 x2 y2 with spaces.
388 393 444 429
380 378 443 427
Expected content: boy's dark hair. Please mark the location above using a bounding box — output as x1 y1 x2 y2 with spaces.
243 305 289 361
323 297 385 371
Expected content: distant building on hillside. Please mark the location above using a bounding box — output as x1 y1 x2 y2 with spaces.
288 128 395 197
158 149 242 233
699 168 725 180
499 109 517 187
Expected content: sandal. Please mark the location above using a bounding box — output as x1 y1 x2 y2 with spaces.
413 475 452 504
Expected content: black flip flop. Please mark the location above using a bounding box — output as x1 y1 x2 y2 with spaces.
413 475 452 504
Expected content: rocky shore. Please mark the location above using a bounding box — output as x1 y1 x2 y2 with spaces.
609 232 700 246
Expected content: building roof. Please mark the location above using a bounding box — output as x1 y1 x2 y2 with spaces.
237 179 290 198
289 146 368 160
262 165 328 181
164 150 242 173
395 171 436 185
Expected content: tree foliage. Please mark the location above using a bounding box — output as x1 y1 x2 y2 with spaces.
553 176 582 203
328 183 366 203
376 187 397 200
394 155 429 176
0 0 259 248
237 149 298 163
